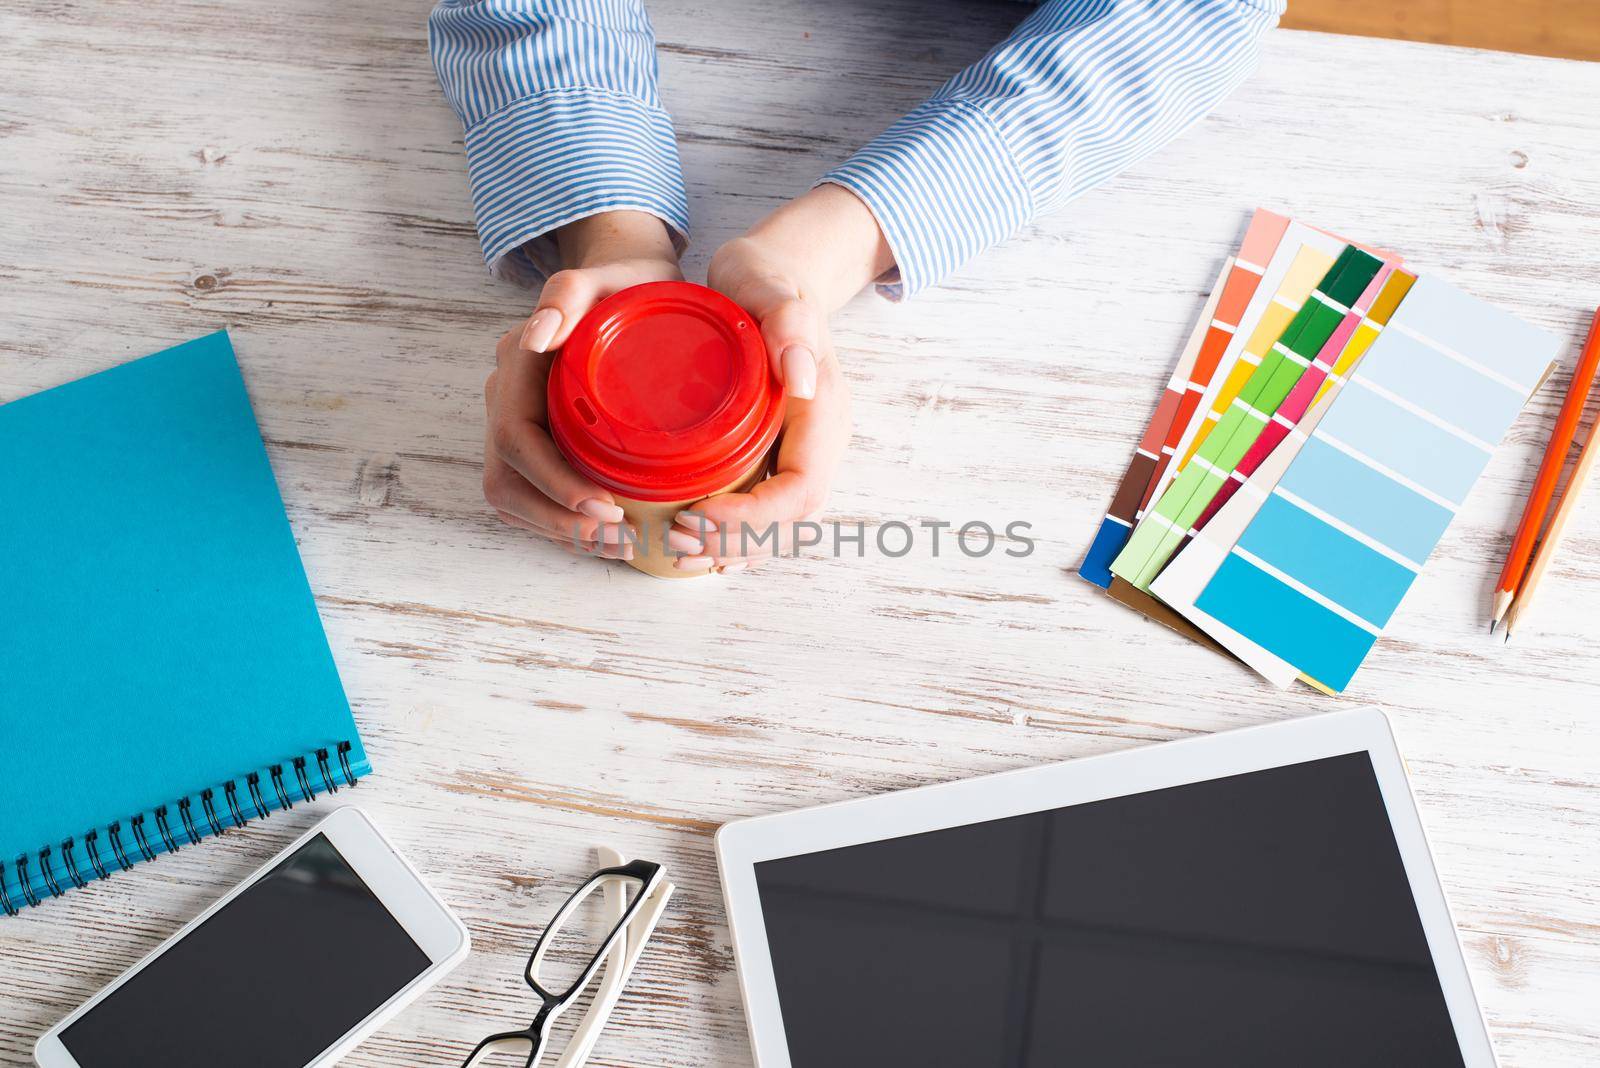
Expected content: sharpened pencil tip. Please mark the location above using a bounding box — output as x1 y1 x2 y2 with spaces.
1488 620 1497 635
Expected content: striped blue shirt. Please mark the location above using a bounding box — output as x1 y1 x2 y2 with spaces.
429 0 1284 299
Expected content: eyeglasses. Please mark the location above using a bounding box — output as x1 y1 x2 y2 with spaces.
461 848 674 1068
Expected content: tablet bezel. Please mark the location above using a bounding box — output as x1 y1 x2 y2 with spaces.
34 805 470 1068
715 707 1495 1067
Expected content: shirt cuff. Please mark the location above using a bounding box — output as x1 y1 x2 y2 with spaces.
461 87 690 287
820 97 1034 301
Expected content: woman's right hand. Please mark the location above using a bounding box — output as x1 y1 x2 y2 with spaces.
482 211 689 561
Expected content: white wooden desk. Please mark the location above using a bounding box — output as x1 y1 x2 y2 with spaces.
3 1 1598 1064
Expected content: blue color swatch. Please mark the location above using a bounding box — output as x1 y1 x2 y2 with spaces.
1317 383 1490 505
1197 555 1377 692
0 333 367 913
1079 518 1130 588
1235 495 1415 628
1357 328 1528 444
1276 438 1454 565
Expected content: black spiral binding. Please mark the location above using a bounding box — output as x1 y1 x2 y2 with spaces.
246 773 268 820
130 815 156 862
84 830 110 880
16 855 40 907
0 862 16 917
152 807 179 855
0 741 361 917
38 847 63 898
224 780 246 828
198 792 223 838
61 838 87 890
178 798 202 846
107 822 134 872
269 765 292 811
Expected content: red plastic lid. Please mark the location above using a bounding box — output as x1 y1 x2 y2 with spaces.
548 281 786 502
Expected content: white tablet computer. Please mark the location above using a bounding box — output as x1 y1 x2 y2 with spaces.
716 707 1495 1067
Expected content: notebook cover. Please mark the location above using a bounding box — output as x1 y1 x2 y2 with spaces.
0 332 369 913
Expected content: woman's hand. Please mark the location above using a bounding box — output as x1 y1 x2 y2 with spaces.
673 186 892 573
483 211 685 560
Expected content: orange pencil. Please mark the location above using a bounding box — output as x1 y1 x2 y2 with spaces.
1502 408 1600 641
1491 307 1600 630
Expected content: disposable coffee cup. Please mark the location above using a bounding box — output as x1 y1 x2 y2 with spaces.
547 281 786 578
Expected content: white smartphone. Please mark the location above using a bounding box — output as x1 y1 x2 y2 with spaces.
34 806 470 1068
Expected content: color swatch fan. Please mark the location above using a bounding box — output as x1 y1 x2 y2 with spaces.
1080 212 1559 692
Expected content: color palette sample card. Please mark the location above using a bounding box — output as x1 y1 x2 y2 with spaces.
1081 212 1559 692
1080 209 1290 587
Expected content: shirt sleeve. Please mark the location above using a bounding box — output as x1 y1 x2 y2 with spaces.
428 0 689 286
821 0 1286 301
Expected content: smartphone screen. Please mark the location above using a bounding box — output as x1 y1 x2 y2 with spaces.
60 833 431 1067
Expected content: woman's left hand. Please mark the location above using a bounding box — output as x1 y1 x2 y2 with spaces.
670 298 851 573
672 187 892 573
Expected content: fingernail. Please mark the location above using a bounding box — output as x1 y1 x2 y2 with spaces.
674 555 715 573
521 308 562 352
578 497 625 523
666 528 704 554
674 511 713 533
782 345 816 400
719 560 749 574
596 522 634 545
601 544 635 561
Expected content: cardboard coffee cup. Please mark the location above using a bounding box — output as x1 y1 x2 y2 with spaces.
547 281 786 578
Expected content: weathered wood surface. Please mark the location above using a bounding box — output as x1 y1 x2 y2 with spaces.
3 1 1599 1064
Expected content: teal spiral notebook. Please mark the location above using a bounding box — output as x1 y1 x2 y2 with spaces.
0 332 369 915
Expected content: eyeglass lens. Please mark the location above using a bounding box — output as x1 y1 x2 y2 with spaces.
465 1032 536 1068
528 872 645 997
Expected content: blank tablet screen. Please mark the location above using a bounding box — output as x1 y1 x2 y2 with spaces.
753 753 1465 1067
61 834 430 1067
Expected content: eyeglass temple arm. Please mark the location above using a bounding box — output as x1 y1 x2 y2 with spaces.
547 847 628 1068
550 848 674 1068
